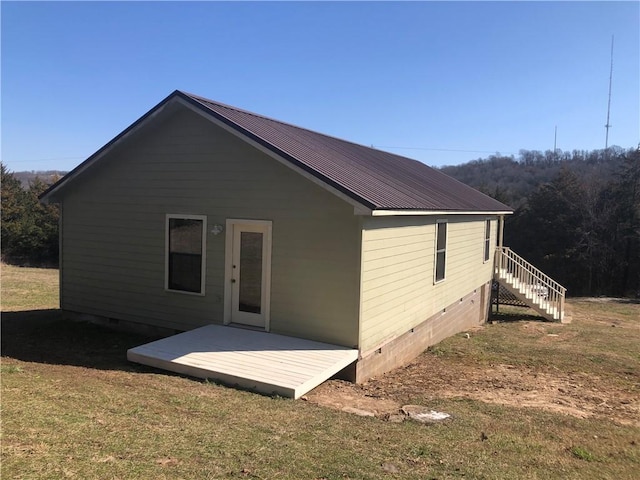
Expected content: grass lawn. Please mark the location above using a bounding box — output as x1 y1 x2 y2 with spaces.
1 263 59 311
1 264 639 479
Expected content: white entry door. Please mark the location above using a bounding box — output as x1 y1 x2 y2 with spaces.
225 220 272 329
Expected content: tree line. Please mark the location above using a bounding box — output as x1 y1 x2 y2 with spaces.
2 146 639 297
442 147 640 297
12 170 67 188
1 163 60 266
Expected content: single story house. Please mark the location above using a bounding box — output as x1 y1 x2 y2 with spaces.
41 90 513 383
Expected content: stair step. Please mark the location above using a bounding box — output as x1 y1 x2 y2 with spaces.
496 278 563 321
495 248 565 321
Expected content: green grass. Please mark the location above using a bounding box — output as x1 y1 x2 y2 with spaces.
571 446 595 462
1 263 59 311
2 266 639 479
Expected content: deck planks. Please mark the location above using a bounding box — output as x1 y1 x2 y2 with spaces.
127 325 358 398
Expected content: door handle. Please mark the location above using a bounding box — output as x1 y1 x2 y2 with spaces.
231 279 236 283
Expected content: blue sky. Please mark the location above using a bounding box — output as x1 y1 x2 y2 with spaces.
2 1 639 172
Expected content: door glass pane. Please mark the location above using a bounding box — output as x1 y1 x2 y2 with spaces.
239 232 263 313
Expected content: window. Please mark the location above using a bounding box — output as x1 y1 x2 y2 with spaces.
484 219 491 262
166 215 206 294
434 221 447 283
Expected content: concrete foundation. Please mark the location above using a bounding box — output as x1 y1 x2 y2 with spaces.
350 283 491 383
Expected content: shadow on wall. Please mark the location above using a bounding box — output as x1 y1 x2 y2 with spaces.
1 309 162 371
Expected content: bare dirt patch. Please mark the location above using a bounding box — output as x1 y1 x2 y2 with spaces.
305 299 640 427
306 361 639 426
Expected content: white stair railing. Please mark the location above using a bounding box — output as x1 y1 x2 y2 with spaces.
495 247 566 321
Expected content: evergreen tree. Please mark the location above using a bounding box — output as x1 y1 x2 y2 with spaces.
1 163 59 265
1 163 28 259
611 147 640 295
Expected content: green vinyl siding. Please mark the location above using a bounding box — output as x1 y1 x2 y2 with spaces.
60 107 360 347
359 215 497 352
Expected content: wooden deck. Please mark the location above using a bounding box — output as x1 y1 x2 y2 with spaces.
127 325 358 399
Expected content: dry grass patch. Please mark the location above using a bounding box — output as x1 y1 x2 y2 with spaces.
1 262 59 311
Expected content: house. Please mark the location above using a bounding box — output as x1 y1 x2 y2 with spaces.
41 90 515 389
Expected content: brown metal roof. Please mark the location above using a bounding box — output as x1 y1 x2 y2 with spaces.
42 90 513 213
180 91 512 212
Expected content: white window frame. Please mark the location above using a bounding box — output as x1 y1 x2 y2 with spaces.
434 220 447 284
483 219 492 263
165 214 207 296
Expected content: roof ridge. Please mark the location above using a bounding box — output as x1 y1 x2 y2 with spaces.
179 90 408 162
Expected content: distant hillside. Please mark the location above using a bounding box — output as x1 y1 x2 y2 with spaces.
439 146 639 297
13 171 67 188
439 146 631 208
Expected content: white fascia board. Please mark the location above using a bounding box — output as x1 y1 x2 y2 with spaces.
371 209 514 217
176 97 373 216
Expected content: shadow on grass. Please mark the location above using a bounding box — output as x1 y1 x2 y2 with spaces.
607 297 640 305
570 296 640 305
1 309 161 372
489 306 552 324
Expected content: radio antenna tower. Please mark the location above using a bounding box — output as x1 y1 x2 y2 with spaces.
604 35 614 151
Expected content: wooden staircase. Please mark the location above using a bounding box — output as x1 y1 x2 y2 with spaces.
494 247 567 322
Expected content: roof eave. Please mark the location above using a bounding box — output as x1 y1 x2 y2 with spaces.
39 90 514 218
370 209 514 216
